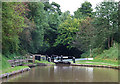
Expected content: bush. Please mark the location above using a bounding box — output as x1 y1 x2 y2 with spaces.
2 56 11 71
81 43 118 60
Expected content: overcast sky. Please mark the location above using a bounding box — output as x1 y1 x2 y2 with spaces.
49 0 119 15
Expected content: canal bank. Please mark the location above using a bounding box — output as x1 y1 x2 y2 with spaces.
2 66 118 82
0 67 30 79
1 62 119 82
70 58 119 70
1 57 119 79
71 63 119 70
0 60 55 79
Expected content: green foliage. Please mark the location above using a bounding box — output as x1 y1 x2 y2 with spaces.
44 2 61 15
27 2 48 53
54 16 79 48
59 11 71 23
2 56 11 71
81 43 118 60
81 48 103 58
80 1 119 59
97 43 118 60
2 1 119 62
74 1 93 18
51 2 62 15
93 1 118 48
44 2 61 48
72 17 96 51
2 2 27 55
44 12 60 46
74 10 84 19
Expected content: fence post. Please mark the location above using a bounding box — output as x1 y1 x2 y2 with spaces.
46 55 48 60
13 57 15 67
33 55 35 63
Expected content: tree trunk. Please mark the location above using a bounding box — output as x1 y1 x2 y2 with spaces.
108 37 110 48
111 36 113 47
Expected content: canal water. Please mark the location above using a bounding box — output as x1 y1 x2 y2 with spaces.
3 65 118 82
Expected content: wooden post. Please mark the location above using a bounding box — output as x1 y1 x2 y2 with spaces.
46 55 48 60
33 55 35 63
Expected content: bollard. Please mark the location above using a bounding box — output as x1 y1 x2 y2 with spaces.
73 57 75 63
48 57 51 62
61 55 63 61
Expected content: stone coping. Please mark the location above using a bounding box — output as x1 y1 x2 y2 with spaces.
71 64 119 70
0 68 30 79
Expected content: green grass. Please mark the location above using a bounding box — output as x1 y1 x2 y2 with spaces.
2 56 11 71
74 62 118 67
81 43 118 60
2 66 29 74
79 43 119 67
1 55 29 75
35 60 55 65
96 43 118 60
73 59 118 67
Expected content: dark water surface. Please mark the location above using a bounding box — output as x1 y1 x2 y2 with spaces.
3 65 118 82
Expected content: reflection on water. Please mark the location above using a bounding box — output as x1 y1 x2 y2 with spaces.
3 65 118 82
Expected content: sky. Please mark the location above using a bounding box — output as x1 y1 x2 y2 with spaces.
49 0 119 15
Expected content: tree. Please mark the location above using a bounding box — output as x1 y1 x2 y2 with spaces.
2 2 27 55
59 11 71 23
74 1 93 19
44 12 60 45
27 2 48 53
44 2 61 15
51 2 62 15
19 18 35 54
72 17 96 57
54 16 79 48
93 1 118 49
44 2 61 47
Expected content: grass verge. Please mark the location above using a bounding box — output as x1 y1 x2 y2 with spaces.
73 58 118 67
35 60 55 65
77 43 119 67
1 55 29 75
1 66 29 74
